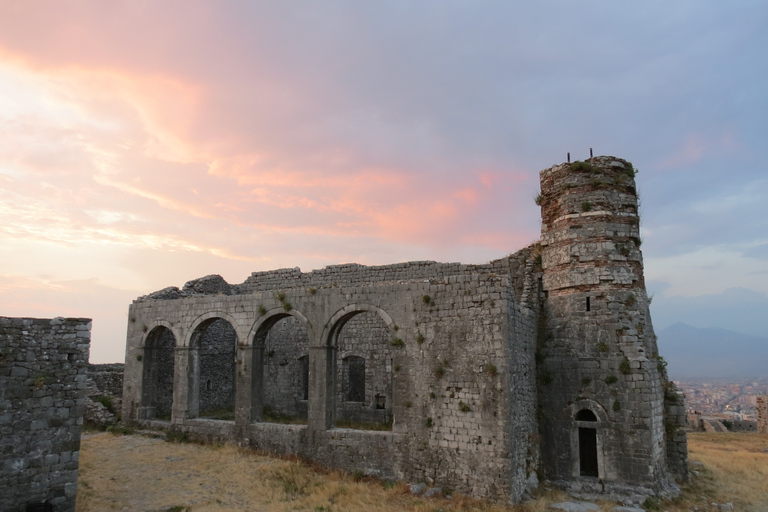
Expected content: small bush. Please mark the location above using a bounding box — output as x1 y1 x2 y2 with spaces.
625 294 636 307
597 341 609 352
282 301 293 312
258 305 267 315
390 338 404 347
484 363 498 376
459 401 471 413
426 418 433 428
352 469 365 482
136 354 143 361
416 333 425 344
429 392 436 399
435 365 445 379
276 291 286 302
405 401 412 408
309 288 317 295
582 377 592 386
605 375 618 385
613 401 621 412
570 160 595 172
166 430 190 443
97 395 115 414
534 193 542 206
620 357 631 375
581 201 594 212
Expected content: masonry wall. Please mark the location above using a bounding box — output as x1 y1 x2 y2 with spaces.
0 316 91 512
123 267 538 502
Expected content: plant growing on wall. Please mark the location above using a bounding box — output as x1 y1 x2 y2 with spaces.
619 357 631 375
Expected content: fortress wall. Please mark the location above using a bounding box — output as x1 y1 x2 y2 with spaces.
123 271 537 501
0 316 91 512
87 363 123 398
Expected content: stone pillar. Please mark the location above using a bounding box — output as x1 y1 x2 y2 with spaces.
235 344 263 423
172 346 198 422
757 396 767 434
308 345 335 430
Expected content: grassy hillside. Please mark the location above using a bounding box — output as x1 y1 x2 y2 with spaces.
75 431 768 512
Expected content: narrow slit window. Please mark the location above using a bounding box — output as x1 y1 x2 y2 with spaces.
586 297 591 312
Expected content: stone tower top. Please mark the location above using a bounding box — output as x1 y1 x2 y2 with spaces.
539 156 644 295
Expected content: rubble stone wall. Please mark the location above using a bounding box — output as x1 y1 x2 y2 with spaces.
0 316 91 512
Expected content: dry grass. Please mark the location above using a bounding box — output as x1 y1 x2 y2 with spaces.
75 431 768 512
675 432 768 512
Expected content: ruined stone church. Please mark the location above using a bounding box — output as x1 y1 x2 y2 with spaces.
122 156 688 503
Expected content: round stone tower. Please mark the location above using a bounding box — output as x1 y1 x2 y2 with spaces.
536 156 678 496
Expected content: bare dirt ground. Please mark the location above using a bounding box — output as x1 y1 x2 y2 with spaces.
75 431 768 512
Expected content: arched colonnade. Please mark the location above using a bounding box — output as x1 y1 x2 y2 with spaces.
136 302 397 431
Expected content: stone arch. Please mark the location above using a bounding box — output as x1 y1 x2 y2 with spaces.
568 399 608 479
322 304 396 348
247 308 313 423
140 323 177 420
323 304 396 429
187 313 239 420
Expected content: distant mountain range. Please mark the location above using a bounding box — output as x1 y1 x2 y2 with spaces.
656 323 768 380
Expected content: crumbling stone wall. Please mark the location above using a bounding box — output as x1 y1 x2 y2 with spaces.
0 316 91 512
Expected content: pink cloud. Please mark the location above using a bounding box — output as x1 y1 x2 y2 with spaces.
658 129 745 169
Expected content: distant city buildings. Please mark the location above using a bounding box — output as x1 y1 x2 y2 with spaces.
678 378 768 420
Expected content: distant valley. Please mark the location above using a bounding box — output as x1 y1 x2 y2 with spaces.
656 323 768 380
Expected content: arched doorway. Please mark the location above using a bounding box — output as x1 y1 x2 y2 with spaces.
331 309 394 430
141 325 176 420
190 318 237 420
261 315 310 423
575 409 598 477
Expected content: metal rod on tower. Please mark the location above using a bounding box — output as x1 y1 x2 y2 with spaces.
567 152 570 163
590 148 593 158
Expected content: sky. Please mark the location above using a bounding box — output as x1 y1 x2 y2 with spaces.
1 2 766 363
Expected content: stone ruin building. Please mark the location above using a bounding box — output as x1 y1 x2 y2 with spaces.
0 316 91 512
122 156 688 503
